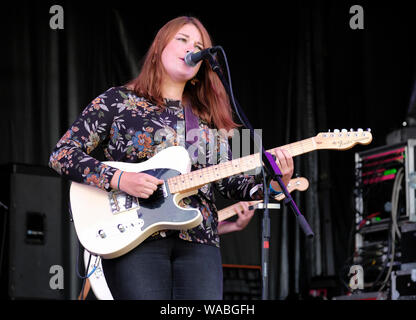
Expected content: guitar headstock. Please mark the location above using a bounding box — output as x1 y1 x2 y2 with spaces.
314 128 372 150
273 176 310 201
288 177 310 192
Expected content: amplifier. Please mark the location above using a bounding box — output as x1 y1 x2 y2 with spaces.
354 140 416 236
391 268 416 300
0 164 79 299
353 140 416 289
222 264 261 300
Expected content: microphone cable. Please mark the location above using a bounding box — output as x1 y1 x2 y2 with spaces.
214 46 272 207
76 241 99 300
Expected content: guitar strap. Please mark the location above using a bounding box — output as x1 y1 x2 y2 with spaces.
184 103 199 142
184 103 200 162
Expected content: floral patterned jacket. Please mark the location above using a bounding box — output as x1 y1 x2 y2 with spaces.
49 86 263 247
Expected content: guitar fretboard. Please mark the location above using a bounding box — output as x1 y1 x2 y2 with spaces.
218 201 261 222
167 137 316 194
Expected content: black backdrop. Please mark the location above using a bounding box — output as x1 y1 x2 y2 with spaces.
1 0 416 300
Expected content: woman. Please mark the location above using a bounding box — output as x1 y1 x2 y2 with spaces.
49 16 294 300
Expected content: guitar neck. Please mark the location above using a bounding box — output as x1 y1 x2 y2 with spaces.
167 137 316 194
217 178 306 222
278 137 317 157
218 200 262 222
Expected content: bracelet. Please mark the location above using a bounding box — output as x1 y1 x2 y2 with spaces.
117 171 124 190
269 183 282 195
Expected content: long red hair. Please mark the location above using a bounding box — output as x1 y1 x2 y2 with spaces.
127 16 239 132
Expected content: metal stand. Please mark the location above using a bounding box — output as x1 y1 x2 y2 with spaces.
250 202 281 298
204 49 314 300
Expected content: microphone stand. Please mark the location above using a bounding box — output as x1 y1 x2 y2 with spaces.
204 50 314 300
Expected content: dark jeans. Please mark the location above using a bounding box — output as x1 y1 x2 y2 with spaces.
101 234 223 300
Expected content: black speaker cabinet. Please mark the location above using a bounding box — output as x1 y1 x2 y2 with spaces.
0 164 79 299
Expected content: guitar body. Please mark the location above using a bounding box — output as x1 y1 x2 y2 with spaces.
70 146 203 259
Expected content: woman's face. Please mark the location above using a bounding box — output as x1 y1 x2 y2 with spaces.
161 23 204 84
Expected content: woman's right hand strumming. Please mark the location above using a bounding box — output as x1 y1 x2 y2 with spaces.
110 170 164 198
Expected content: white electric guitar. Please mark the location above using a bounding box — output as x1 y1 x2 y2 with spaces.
82 176 310 300
70 129 372 259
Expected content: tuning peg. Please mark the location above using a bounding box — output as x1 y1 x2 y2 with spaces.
350 128 354 132
328 129 331 132
366 128 371 132
358 128 363 132
341 129 347 133
334 129 340 133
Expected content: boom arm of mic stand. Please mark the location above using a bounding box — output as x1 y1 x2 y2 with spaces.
206 51 314 239
263 152 314 238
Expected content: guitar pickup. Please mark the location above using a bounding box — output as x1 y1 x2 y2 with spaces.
125 195 133 209
109 191 140 215
161 181 168 197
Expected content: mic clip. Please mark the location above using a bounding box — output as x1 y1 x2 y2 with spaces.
184 46 221 67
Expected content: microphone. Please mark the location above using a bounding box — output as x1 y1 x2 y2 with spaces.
184 46 220 67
